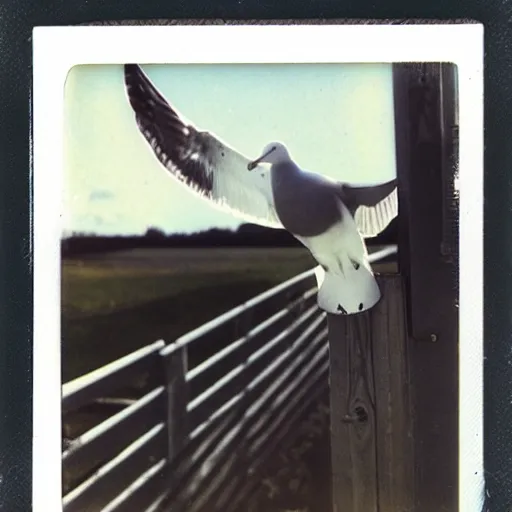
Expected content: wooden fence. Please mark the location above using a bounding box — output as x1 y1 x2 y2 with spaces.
61 246 397 512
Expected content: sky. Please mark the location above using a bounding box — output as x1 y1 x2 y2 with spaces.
63 63 397 236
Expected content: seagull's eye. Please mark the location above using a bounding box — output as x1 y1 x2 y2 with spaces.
272 146 277 151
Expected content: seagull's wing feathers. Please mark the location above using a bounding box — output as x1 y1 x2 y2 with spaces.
341 179 398 238
124 64 282 229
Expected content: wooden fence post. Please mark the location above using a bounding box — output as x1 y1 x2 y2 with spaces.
165 346 189 468
328 274 414 512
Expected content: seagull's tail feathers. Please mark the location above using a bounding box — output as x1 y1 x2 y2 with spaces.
314 263 381 315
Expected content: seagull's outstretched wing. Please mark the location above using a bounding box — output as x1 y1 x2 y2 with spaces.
124 64 282 229
341 179 398 238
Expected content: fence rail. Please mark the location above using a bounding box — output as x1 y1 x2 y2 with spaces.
61 245 397 512
62 340 166 414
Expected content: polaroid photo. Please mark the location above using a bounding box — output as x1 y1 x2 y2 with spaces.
32 22 483 512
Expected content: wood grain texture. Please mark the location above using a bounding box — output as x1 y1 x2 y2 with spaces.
328 274 413 512
372 276 414 512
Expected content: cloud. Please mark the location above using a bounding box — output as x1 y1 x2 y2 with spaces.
89 189 115 201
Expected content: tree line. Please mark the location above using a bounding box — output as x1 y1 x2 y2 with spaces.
61 220 398 257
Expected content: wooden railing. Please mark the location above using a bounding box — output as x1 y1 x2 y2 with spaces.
62 341 167 512
61 246 397 512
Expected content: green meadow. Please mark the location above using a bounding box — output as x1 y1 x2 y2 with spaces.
61 247 317 383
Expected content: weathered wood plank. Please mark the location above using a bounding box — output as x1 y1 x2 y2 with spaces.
393 62 459 512
328 305 355 511
165 347 189 459
372 276 414 512
162 345 190 512
328 274 413 512
328 311 378 512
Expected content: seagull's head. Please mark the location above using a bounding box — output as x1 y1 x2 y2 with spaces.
247 142 291 171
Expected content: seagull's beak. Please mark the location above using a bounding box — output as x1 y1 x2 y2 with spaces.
247 147 276 171
247 160 259 171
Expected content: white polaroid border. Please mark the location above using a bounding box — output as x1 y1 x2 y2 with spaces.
32 23 484 512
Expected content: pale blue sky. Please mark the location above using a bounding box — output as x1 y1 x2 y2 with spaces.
63 63 396 236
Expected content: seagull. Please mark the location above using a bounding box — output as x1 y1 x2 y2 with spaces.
124 64 398 315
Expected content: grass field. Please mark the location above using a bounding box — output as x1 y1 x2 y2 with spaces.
62 247 316 383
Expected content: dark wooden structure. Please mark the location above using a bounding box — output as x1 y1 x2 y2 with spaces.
328 276 413 512
329 63 459 512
